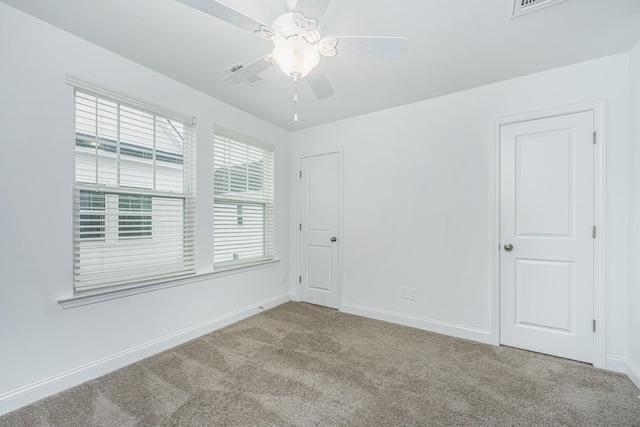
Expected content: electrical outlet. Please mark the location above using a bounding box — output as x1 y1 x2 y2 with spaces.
400 287 409 300
409 288 417 301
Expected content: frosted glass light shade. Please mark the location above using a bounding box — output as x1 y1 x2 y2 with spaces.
273 38 320 79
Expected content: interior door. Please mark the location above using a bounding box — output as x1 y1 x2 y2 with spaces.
299 152 340 309
499 111 594 363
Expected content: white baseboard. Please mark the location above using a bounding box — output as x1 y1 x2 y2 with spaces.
289 292 300 302
340 302 495 345
0 294 290 416
627 359 640 390
605 354 629 374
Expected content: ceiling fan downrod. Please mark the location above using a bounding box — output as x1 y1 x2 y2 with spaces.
293 73 299 122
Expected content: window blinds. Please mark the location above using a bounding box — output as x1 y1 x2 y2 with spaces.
213 127 274 268
73 89 196 293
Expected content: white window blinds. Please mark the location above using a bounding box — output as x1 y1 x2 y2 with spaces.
213 127 274 269
73 88 196 293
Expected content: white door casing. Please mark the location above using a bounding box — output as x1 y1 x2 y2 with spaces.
499 111 595 363
299 152 340 309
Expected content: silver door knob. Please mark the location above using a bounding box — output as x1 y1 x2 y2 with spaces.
331 237 337 242
504 243 513 252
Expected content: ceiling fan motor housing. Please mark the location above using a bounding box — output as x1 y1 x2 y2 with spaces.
272 12 322 45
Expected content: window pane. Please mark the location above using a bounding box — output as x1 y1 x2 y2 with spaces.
156 118 185 193
117 194 152 239
214 202 266 263
79 190 105 240
96 99 118 187
120 106 154 189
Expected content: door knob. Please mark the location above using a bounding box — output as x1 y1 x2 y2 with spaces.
331 237 337 242
504 243 513 252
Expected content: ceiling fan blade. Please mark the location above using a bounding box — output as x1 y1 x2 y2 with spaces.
332 36 408 59
290 0 331 21
306 69 335 99
223 56 274 84
176 0 270 34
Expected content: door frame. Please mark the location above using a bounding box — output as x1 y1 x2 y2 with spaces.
491 100 606 368
294 147 344 309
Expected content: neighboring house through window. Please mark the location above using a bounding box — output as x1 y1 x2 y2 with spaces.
79 190 105 240
118 194 152 239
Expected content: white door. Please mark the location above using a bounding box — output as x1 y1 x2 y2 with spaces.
299 152 340 309
500 111 594 363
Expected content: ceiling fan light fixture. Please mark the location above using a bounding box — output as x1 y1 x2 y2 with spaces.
272 37 320 80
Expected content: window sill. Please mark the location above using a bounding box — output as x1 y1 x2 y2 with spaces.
58 259 280 309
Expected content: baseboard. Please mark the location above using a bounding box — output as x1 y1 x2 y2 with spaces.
0 293 290 416
627 359 640 390
605 354 628 374
340 302 494 345
289 292 300 302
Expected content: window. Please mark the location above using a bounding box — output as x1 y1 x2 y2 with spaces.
73 85 196 293
213 127 274 268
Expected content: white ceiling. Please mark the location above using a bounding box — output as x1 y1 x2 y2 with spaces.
3 0 640 131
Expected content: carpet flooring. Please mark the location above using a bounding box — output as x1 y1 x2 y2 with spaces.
1 301 639 426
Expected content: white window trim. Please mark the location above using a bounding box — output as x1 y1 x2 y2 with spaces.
58 259 281 309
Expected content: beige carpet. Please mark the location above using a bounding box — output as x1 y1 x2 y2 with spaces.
1 302 639 426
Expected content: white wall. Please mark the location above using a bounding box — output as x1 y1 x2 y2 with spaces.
0 4 290 414
291 54 630 364
627 37 640 389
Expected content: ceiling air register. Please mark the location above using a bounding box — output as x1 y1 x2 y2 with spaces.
513 0 566 17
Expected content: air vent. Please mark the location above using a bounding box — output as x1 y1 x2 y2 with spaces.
245 75 265 86
225 63 266 86
226 63 244 74
512 0 565 17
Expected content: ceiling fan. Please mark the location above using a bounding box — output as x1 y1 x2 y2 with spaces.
176 0 408 120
